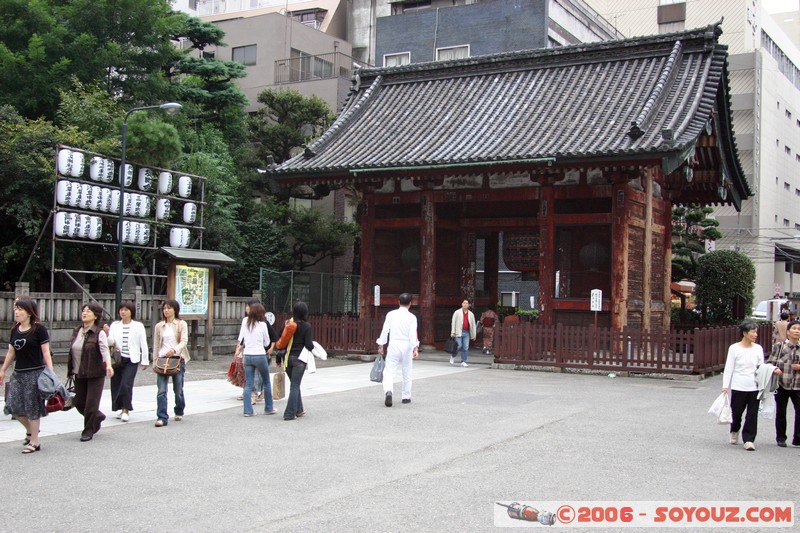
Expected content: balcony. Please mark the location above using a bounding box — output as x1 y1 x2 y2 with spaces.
275 52 369 85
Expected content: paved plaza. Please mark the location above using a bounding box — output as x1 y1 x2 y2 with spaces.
1 358 797 532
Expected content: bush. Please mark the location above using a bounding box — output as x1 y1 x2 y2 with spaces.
695 250 755 325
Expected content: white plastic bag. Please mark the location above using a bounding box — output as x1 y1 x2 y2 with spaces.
759 392 776 420
709 392 732 424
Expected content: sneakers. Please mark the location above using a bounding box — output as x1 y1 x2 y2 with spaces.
174 416 183 422
243 413 253 417
402 399 411 404
449 356 455 365
154 419 166 427
296 411 305 417
120 412 129 422
461 362 469 367
744 441 756 451
729 431 739 445
777 440 787 448
385 392 393 407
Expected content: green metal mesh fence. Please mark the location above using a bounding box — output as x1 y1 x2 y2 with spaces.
259 270 360 315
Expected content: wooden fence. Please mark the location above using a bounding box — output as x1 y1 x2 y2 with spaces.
493 322 774 375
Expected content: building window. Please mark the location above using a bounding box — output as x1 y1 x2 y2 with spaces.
232 45 257 66
554 225 611 299
436 45 470 61
785 182 791 191
784 219 791 227
289 8 327 29
201 50 215 59
500 291 519 308
391 0 431 15
787 109 793 119
795 223 800 231
384 52 411 67
786 146 792 155
795 188 800 196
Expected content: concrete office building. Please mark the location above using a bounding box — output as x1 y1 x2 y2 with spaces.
349 0 620 66
584 0 800 305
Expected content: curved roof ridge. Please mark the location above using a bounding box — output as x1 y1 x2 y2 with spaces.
300 74 384 159
628 40 684 139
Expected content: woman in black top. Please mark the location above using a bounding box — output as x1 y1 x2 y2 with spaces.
0 298 53 454
283 301 314 421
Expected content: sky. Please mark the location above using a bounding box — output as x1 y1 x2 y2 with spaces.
763 0 800 14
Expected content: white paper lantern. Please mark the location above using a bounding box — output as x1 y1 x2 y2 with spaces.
57 149 73 176
137 195 150 217
102 159 115 183
110 190 121 214
68 182 82 207
89 186 102 211
89 157 104 181
130 221 142 244
158 172 173 194
177 176 192 198
79 184 92 209
54 212 68 237
182 202 197 224
88 216 102 240
56 180 72 205
138 168 153 191
66 213 78 238
117 221 133 243
120 164 133 187
99 188 112 212
123 193 135 216
69 151 85 178
156 198 170 220
77 214 91 238
170 227 190 248
137 223 150 245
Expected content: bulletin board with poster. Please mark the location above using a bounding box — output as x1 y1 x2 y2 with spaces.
174 265 210 318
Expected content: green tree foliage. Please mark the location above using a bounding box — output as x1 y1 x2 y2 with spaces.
250 88 334 165
695 250 755 324
56 78 123 155
0 105 88 285
671 204 722 281
124 112 182 168
286 207 360 271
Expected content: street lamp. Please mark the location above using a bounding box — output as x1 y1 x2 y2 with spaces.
115 102 182 315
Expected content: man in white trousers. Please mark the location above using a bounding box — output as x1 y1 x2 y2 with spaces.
377 293 419 407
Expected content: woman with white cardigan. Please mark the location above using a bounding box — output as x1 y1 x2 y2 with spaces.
722 320 765 451
106 301 149 422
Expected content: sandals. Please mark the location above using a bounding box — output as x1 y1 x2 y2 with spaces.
22 444 41 454
23 431 40 446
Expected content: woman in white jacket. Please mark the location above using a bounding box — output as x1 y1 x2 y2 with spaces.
106 301 149 422
722 320 764 451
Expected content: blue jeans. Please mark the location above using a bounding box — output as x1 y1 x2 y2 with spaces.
243 354 273 414
284 356 306 419
156 360 185 423
456 330 470 363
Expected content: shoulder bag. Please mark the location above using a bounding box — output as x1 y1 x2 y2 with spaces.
154 321 183 375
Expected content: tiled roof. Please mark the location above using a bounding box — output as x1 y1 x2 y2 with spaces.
273 23 749 204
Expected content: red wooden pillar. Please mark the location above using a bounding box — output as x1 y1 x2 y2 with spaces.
662 198 673 329
419 189 436 345
358 194 375 319
611 176 629 331
538 184 555 326
642 167 654 331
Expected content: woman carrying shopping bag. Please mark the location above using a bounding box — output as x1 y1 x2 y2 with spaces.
722 320 764 451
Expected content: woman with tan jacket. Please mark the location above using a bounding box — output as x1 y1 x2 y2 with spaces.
152 299 190 427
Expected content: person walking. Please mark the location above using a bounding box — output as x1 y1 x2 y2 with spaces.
235 302 278 417
774 311 790 343
152 299 189 427
480 305 500 354
450 299 476 367
69 302 114 442
722 320 764 451
0 298 53 454
281 301 314 421
106 300 149 422
377 293 419 407
766 318 800 447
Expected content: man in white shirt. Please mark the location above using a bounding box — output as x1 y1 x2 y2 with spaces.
377 293 419 407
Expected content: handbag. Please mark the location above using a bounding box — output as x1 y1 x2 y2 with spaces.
46 392 65 413
370 354 385 383
153 356 181 376
272 370 286 400
226 355 246 388
110 349 123 369
718 394 733 424
444 337 457 354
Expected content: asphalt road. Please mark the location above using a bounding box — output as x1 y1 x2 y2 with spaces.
1 362 796 533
